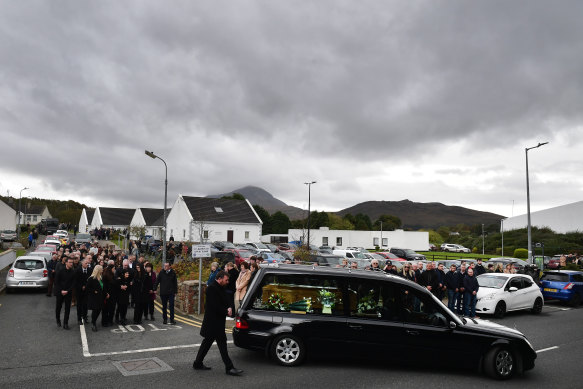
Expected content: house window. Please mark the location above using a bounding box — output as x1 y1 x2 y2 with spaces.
336 237 342 246
245 231 250 239
214 207 223 213
382 238 388 247
33 216 38 222
26 215 31 222
373 237 379 246
203 230 209 239
322 237 328 246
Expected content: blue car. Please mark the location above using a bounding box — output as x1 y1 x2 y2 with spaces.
259 252 287 264
540 270 583 306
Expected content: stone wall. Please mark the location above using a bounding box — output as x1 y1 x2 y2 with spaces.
174 280 206 315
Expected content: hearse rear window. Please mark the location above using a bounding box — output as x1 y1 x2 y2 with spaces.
251 274 344 316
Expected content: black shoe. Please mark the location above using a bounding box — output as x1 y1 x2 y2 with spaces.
63 324 70 330
78 320 83 325
170 321 176 325
226 368 243 376
56 320 61 327
84 317 89 323
92 324 97 332
46 294 51 297
193 362 211 370
115 318 120 324
163 320 167 325
150 314 154 321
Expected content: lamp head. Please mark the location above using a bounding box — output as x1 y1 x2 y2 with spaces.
145 150 156 159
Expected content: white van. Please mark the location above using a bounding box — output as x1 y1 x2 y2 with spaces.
332 249 369 268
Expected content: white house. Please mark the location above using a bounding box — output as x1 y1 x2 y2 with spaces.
10 204 52 226
91 207 136 230
0 199 17 231
503 201 583 234
264 227 430 251
78 208 95 233
129 208 167 239
165 195 262 243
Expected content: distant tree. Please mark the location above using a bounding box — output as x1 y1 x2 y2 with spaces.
310 210 330 229
221 193 245 201
342 213 356 226
437 226 451 240
373 214 402 231
329 213 354 230
354 213 372 230
271 211 292 234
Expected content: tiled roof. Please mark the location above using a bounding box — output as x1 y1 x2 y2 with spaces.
86 209 95 222
140 208 168 226
182 196 261 224
10 204 47 215
99 207 135 226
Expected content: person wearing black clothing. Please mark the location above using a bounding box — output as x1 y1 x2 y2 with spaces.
456 264 467 314
463 268 480 318
224 262 239 314
54 257 76 329
87 265 105 331
132 265 146 324
193 271 243 376
75 257 92 325
143 263 157 321
418 262 439 296
46 254 58 297
154 262 178 325
101 263 115 327
436 263 446 300
117 270 132 325
444 264 459 312
475 259 486 276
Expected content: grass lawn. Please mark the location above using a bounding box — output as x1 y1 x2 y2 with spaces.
418 252 496 261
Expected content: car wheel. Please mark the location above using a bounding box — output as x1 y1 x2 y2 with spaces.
484 346 515 380
270 334 305 367
531 297 543 314
494 301 506 319
568 293 581 307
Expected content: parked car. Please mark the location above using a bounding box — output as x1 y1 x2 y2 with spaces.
441 243 470 253
389 248 426 261
309 254 344 267
233 265 537 380
28 251 52 264
376 252 406 261
540 271 583 307
75 233 92 245
428 243 438 251
224 248 255 266
277 243 298 252
212 241 236 251
476 273 544 318
246 242 271 253
487 258 532 273
214 251 236 267
265 244 278 253
35 244 58 255
44 235 62 246
5 255 50 293
260 252 287 264
1 230 17 241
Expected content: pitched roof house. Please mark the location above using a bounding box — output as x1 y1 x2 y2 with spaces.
165 195 262 243
11 204 52 226
0 199 17 231
129 208 168 239
78 208 95 233
91 207 136 229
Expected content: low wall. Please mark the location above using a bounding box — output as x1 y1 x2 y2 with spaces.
0 249 17 292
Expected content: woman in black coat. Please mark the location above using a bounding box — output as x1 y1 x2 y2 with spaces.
132 265 145 324
101 264 115 327
117 270 132 325
86 265 105 332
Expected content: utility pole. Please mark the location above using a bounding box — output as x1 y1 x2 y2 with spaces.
304 181 316 250
526 142 548 263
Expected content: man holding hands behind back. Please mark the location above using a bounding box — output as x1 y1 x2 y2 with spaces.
193 270 243 376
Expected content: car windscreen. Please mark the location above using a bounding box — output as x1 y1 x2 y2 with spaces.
477 275 507 289
15 260 44 270
403 249 417 255
77 234 90 239
541 273 570 282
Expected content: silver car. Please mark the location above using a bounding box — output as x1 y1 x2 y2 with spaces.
1 230 17 241
5 256 49 293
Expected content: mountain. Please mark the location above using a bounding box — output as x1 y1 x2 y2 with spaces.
207 186 307 220
337 200 504 229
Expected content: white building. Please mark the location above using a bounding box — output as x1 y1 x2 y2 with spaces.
78 208 95 233
129 208 167 239
0 199 17 231
165 195 262 243
264 227 430 251
503 201 583 234
90 207 135 230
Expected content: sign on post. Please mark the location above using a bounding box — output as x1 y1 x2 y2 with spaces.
192 244 211 258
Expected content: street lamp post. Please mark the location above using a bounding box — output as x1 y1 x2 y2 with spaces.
145 150 168 264
501 219 504 257
482 223 485 255
526 142 548 263
304 181 316 250
17 187 29 240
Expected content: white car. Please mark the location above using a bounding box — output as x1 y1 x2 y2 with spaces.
44 235 61 246
476 274 543 318
441 243 471 253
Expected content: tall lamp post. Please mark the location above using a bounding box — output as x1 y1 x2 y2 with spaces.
526 142 548 263
145 150 168 263
304 181 316 250
17 187 29 240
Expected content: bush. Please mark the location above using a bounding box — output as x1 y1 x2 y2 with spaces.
472 247 478 253
514 248 528 259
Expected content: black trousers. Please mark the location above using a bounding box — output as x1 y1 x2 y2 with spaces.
118 304 128 323
195 334 234 370
91 309 101 325
55 293 72 324
133 302 143 323
76 298 88 321
144 300 154 317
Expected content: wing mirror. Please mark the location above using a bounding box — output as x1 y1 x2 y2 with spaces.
509 286 518 292
449 321 457 330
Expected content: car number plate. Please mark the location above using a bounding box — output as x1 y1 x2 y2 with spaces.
543 288 557 292
19 281 36 285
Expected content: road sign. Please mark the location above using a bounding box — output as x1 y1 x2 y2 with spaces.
192 244 211 258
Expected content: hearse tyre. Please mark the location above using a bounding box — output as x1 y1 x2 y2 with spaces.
270 334 305 367
484 345 516 380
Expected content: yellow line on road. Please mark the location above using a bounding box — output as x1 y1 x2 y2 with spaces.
153 302 232 333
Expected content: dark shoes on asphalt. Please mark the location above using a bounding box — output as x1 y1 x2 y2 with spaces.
91 324 97 332
226 368 243 376
56 320 61 327
193 362 211 370
63 324 70 330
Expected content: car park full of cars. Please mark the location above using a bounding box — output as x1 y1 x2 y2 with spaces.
233 265 537 380
5 255 50 293
475 273 543 318
540 270 583 307
260 252 287 264
224 248 255 266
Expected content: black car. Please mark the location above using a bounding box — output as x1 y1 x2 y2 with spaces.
309 254 344 267
389 247 426 261
233 265 536 380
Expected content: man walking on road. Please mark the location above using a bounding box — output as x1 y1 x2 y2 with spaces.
54 257 76 329
193 270 243 376
154 262 177 325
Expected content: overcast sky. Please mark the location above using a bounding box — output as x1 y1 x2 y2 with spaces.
1 1 582 219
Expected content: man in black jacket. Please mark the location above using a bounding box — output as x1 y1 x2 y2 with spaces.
474 259 486 276
55 257 76 329
193 270 243 376
154 262 177 325
418 262 439 296
75 256 92 325
224 262 239 316
463 267 480 318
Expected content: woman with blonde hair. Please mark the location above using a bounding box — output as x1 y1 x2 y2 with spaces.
86 265 107 332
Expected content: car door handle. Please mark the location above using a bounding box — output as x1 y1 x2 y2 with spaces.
406 330 420 336
348 324 363 330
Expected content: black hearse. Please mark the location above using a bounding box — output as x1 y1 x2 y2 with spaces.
233 265 536 380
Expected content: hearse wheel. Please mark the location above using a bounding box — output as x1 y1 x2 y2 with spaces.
484 346 515 380
270 334 305 367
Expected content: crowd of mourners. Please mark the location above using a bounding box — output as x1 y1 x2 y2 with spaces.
49 242 178 332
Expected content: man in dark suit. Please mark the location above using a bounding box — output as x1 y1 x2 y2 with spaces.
75 256 92 325
54 257 76 329
193 270 243 376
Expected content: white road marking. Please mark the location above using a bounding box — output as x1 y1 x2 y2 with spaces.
536 346 559 353
79 323 232 357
